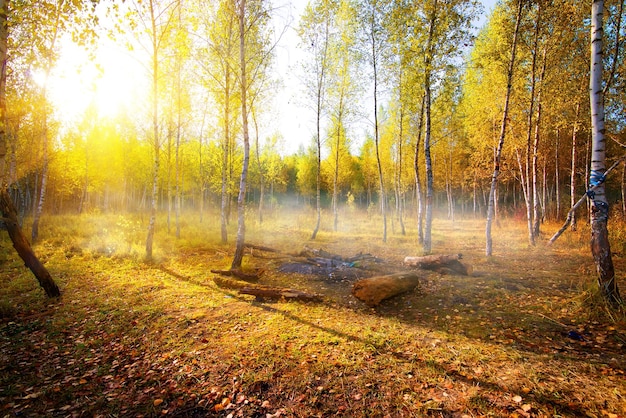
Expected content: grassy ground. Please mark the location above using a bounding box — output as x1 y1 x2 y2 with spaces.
0 208 625 417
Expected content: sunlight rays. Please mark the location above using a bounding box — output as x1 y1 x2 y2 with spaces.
47 37 147 123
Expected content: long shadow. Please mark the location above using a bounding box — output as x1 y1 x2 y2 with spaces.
153 262 598 417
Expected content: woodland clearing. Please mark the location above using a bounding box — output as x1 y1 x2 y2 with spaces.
0 209 625 417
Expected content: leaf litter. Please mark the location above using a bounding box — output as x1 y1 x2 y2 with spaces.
0 216 625 417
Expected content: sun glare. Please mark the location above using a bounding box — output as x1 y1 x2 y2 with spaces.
48 37 147 123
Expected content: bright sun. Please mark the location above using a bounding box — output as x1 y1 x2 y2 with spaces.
46 37 147 123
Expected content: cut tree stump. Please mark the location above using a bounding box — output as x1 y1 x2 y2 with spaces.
403 254 472 276
352 271 422 307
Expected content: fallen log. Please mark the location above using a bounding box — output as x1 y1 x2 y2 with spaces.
352 271 422 307
244 243 281 253
403 254 471 276
239 286 323 302
212 276 323 303
210 268 262 283
212 276 250 290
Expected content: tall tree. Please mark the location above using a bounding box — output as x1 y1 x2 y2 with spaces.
589 0 621 305
231 0 273 270
132 0 180 259
298 0 334 240
389 0 479 252
327 0 358 231
486 0 523 257
231 0 250 269
200 0 240 244
359 0 388 242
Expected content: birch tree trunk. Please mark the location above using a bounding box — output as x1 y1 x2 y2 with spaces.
486 0 523 256
231 0 250 270
414 93 425 244
309 11 330 241
253 111 265 225
522 2 542 246
532 47 547 237
221 66 231 244
396 103 405 235
423 0 438 255
145 0 160 260
555 129 560 219
589 0 621 306
369 9 386 243
570 102 581 230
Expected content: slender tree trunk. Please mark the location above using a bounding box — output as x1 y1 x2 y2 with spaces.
589 0 621 306
414 93 425 244
397 105 405 235
32 108 49 243
622 162 626 220
370 23 386 243
31 5 62 243
311 16 329 241
231 0 250 270
532 46 547 237
422 0 438 255
79 149 89 214
423 80 433 253
221 67 231 243
175 126 181 239
555 129 560 219
166 128 172 233
486 0 523 256
145 0 160 260
253 111 265 225
333 121 340 231
521 2 542 246
199 100 208 223
175 6 183 239
571 102 580 230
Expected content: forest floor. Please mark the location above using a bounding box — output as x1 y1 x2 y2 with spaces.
0 210 625 417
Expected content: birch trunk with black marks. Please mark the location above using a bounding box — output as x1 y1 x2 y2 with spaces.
589 0 621 306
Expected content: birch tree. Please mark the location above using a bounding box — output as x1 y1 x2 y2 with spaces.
486 0 523 257
327 0 359 231
231 0 273 270
589 0 621 306
298 0 334 240
126 0 181 259
359 0 388 242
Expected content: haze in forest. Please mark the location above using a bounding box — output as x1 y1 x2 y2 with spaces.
3 0 626 284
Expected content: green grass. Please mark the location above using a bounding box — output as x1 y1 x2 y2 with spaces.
0 209 625 417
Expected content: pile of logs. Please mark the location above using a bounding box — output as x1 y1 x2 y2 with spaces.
211 243 471 307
